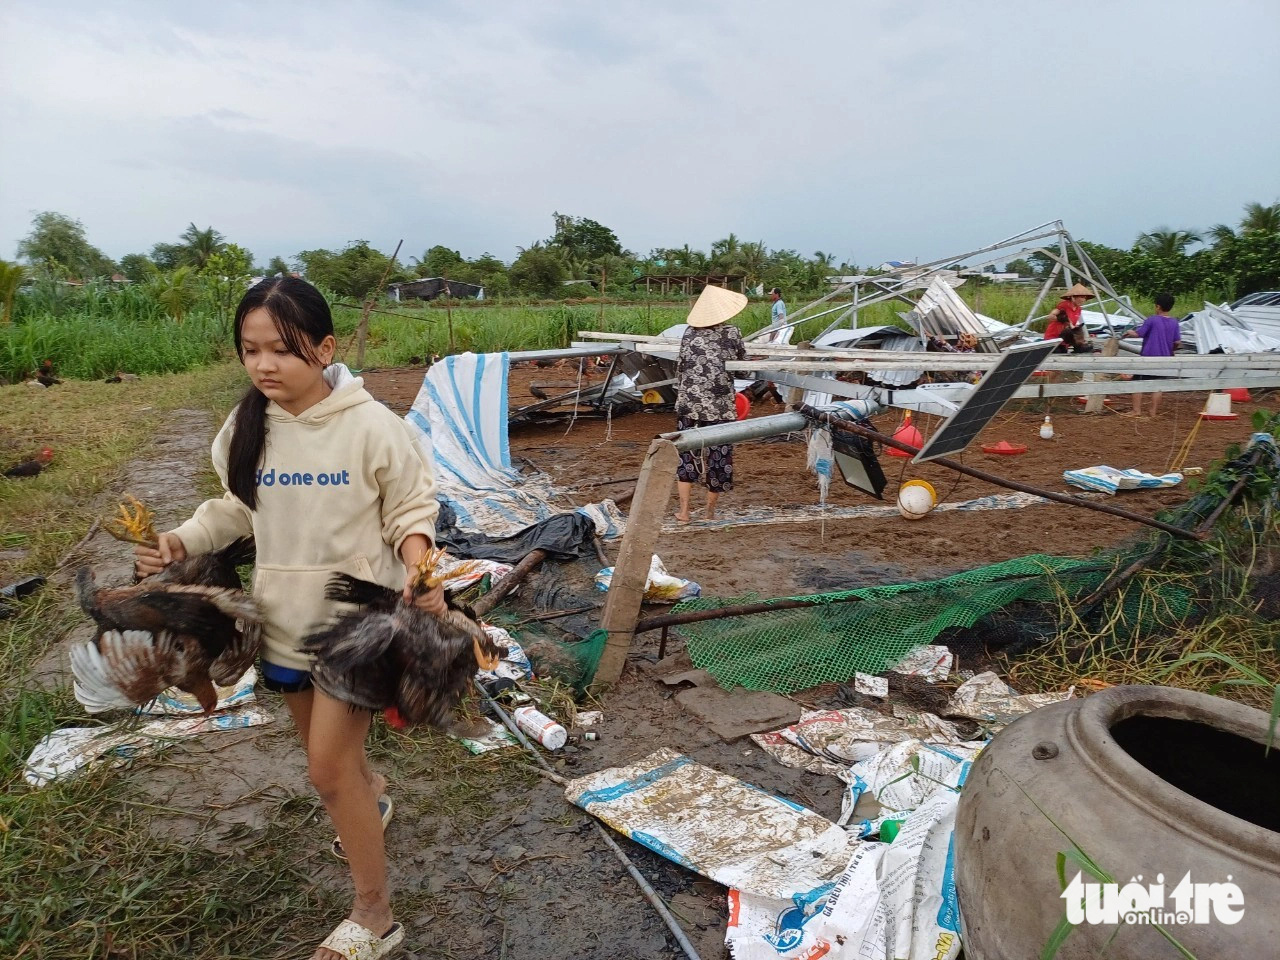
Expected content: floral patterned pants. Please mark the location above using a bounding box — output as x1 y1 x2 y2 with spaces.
675 415 735 492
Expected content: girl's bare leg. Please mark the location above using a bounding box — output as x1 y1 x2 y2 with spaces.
305 689 393 960
284 688 384 794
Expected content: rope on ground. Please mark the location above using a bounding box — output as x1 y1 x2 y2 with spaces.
1168 409 1204 474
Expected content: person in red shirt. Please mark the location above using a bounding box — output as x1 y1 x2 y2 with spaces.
1043 283 1096 353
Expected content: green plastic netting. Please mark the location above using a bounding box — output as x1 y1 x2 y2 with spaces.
671 555 1111 692
562 432 1278 693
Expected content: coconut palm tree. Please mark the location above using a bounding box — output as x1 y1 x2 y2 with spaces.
180 224 226 270
155 266 198 323
740 242 769 287
0 260 26 325
710 233 741 270
1241 202 1280 235
1206 223 1237 246
1136 228 1201 258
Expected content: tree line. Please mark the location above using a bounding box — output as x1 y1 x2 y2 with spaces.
3 202 1277 325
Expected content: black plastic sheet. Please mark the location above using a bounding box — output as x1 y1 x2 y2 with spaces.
435 502 597 562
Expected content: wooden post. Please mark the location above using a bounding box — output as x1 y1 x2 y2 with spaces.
354 239 403 370
1084 337 1120 413
593 437 680 688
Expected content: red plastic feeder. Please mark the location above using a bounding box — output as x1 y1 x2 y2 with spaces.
1227 387 1251 403
982 440 1028 455
887 412 922 457
1074 396 1115 406
735 392 751 420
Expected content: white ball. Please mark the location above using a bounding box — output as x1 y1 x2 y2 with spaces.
898 484 935 520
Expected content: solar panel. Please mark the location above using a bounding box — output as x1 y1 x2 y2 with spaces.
912 339 1060 463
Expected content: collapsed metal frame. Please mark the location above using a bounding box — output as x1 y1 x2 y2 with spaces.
740 220 1143 347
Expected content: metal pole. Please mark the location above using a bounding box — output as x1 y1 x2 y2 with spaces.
1021 260 1062 329
659 412 810 452
636 593 865 633
1058 229 1073 290
799 406 1204 541
473 683 704 960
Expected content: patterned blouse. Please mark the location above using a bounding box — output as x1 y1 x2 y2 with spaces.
675 324 746 421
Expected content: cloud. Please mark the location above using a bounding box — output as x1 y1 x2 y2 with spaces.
1 0 1277 268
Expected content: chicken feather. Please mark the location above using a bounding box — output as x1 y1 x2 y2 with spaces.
69 537 262 714
304 573 501 731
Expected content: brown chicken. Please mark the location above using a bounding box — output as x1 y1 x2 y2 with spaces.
303 549 500 732
71 504 262 713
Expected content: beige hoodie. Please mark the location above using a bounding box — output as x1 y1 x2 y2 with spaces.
171 367 438 670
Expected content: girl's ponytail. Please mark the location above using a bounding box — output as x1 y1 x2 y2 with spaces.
227 386 269 509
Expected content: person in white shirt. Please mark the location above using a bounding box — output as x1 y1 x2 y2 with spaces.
768 287 786 328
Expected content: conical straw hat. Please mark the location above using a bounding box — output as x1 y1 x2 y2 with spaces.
1065 283 1096 299
687 284 748 328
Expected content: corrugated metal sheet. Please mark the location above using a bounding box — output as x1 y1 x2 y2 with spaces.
908 278 999 352
1187 303 1280 354
869 333 926 386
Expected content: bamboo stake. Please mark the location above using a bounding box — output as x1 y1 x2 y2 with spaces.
472 549 548 617
353 239 403 369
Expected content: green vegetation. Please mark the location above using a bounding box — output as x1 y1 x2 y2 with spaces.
4 199 1277 383
1071 201 1280 300
1008 415 1280 717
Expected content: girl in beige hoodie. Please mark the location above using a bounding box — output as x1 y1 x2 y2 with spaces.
135 277 432 960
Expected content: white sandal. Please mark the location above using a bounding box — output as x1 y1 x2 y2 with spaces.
318 919 404 959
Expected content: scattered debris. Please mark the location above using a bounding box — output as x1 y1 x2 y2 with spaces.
1063 464 1183 495
565 747 856 901
595 554 701 602
853 672 889 698
673 686 801 742
25 671 272 787
888 645 954 682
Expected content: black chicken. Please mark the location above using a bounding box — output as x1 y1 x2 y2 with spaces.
4 446 53 478
70 537 262 713
303 551 500 732
36 359 60 387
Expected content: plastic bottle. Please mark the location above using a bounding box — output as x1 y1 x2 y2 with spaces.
1039 415 1054 440
513 705 568 750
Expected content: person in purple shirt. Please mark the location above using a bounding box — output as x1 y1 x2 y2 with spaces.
1122 292 1181 418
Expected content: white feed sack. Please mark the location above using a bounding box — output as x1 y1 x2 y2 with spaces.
564 748 856 901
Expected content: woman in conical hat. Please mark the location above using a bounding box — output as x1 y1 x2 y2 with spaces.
1044 282 1096 354
673 284 748 522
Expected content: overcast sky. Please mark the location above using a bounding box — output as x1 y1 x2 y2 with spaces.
2 1 1277 269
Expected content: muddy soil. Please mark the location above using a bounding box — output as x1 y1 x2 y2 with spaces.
365 362 1271 595
41 367 1274 959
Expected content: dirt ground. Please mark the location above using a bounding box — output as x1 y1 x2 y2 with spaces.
36 398 840 960
38 364 1274 959
365 362 1271 595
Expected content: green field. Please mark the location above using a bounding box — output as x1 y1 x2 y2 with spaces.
2 281 1178 384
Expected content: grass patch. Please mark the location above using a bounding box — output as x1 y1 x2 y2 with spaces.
0 363 245 582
